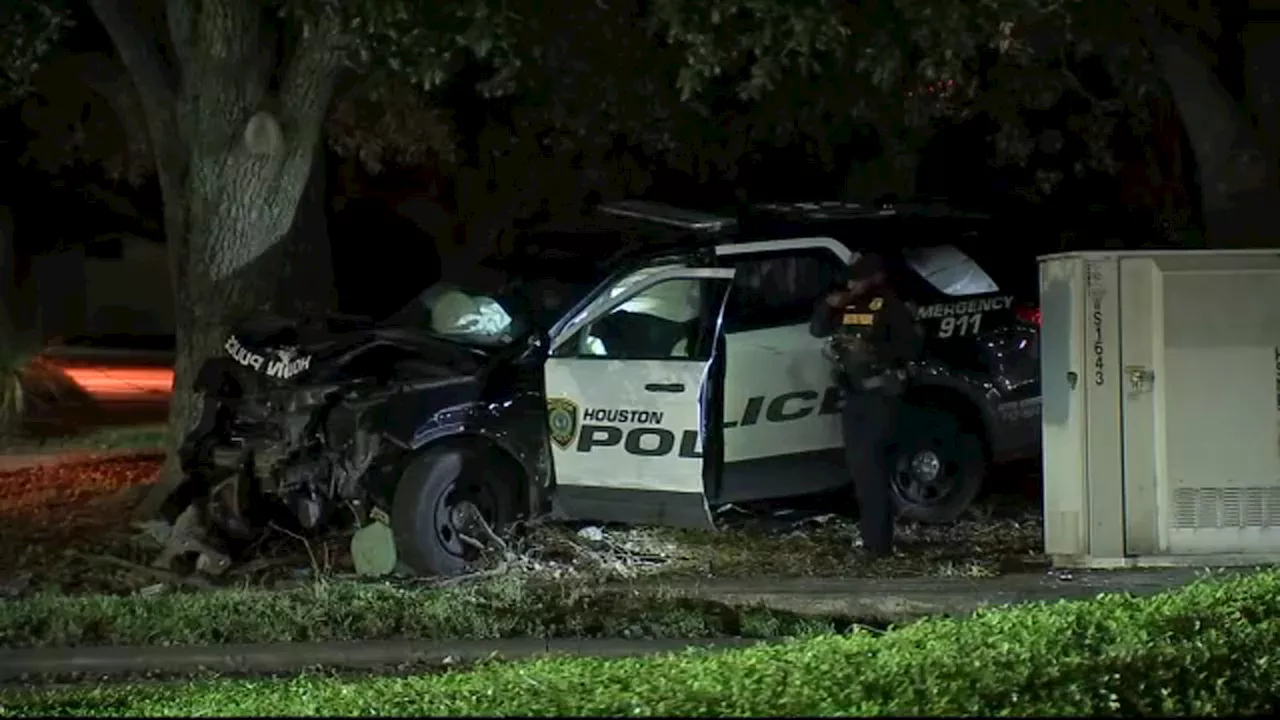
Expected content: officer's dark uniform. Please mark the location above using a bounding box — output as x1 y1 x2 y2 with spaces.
809 254 922 557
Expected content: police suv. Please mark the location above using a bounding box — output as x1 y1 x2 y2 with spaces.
529 199 1042 530
177 197 1045 577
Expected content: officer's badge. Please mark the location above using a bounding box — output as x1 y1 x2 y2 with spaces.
547 397 580 450
869 297 884 310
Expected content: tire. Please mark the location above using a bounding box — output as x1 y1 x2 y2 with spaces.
889 404 985 524
391 443 517 577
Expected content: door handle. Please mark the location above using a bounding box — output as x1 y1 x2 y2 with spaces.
1126 365 1155 394
644 382 685 393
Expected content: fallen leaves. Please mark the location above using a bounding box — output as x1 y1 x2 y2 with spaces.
0 454 159 514
0 454 162 593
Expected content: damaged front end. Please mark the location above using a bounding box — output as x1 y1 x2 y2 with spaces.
153 279 556 578
199 375 379 531
154 316 412 575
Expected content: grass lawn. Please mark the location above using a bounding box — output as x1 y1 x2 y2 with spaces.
4 568 1277 717
0 423 166 456
0 575 848 649
0 450 1045 654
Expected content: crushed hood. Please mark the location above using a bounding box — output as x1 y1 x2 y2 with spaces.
223 312 377 382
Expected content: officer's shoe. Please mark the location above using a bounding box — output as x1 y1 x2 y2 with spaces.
853 547 893 562
852 538 896 562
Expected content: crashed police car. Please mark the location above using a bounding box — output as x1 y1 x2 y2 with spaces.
160 199 1042 578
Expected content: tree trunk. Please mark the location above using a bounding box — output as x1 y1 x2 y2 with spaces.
1243 21 1280 178
136 154 325 521
134 129 337 522
1138 9 1280 248
94 0 346 522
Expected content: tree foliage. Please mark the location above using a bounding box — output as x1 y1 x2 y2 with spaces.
272 0 1167 206
0 1 73 107
651 0 1162 195
8 0 1176 237
292 0 1168 209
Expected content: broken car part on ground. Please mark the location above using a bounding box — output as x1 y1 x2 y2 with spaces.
154 200 1044 578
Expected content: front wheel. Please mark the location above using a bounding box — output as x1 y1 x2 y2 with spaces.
889 405 986 524
392 444 516 577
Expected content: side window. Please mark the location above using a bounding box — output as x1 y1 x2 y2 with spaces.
555 278 721 361
902 244 1000 297
722 250 847 333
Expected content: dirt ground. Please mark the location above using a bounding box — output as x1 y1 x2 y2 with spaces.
0 455 164 595
0 455 1047 596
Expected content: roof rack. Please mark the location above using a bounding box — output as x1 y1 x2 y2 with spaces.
752 201 894 220
596 200 738 233
752 199 991 221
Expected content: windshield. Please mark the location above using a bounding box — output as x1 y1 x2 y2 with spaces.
387 271 598 348
387 279 530 347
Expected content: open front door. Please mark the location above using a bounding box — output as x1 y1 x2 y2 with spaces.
543 266 734 530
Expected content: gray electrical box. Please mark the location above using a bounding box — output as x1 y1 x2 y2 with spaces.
1039 249 1280 567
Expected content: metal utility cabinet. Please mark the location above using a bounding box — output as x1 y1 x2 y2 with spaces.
1040 250 1280 567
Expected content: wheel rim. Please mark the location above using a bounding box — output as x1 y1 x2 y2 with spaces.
431 472 502 561
892 441 963 508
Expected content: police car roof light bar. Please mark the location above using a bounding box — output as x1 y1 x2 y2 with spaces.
597 200 738 233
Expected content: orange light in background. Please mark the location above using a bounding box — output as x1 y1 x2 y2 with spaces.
58 366 175 400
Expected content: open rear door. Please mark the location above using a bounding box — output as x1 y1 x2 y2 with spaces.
543 266 734 529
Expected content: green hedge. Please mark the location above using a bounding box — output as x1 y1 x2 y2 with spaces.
6 569 1280 716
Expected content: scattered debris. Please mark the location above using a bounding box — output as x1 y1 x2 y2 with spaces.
137 583 167 597
350 520 397 577
577 526 605 543
133 520 173 547
74 551 214 590
0 453 1048 594
152 506 231 577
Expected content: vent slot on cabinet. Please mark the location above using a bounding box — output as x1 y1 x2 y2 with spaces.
1173 487 1280 529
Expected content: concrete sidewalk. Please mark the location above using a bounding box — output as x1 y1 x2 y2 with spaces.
653 566 1243 622
0 637 765 682
0 566 1249 682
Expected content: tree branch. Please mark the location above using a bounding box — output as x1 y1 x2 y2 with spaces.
1133 5 1256 211
185 0 274 151
86 0 177 124
165 0 196 80
87 0 184 250
253 13 346 239
1058 48 1122 114
279 13 346 141
71 53 154 173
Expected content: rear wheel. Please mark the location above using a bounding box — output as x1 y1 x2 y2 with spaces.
392 444 516 577
889 405 985 524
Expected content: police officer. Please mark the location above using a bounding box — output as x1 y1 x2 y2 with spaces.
809 252 922 558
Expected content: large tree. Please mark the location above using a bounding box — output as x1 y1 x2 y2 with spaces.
1133 1 1280 247
70 0 726 519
